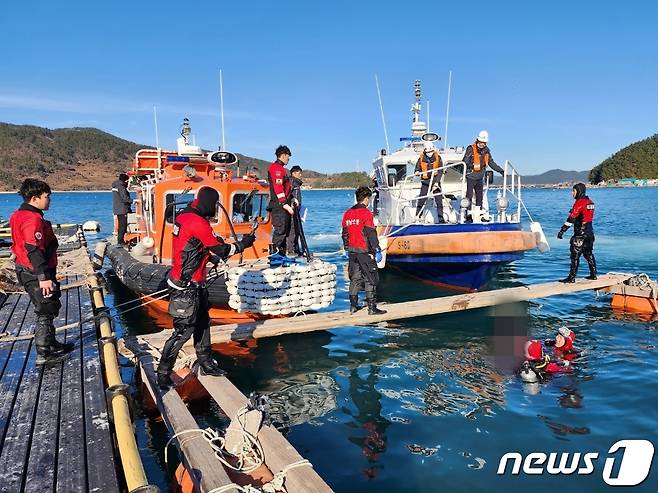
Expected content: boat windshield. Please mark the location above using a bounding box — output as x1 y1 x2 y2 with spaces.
164 191 223 224
232 191 270 223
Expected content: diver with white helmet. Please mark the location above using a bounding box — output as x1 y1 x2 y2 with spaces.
461 130 505 222
414 141 444 223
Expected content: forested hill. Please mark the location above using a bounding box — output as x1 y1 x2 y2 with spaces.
0 122 371 191
0 123 145 191
590 134 658 182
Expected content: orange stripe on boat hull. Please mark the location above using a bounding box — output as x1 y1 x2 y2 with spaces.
386 230 537 255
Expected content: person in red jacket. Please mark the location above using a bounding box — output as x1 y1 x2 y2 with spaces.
267 145 294 256
341 186 386 315
557 183 596 283
156 187 255 389
544 327 578 361
10 179 74 365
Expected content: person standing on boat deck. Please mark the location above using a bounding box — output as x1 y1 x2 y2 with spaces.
156 187 256 389
414 142 444 223
112 172 132 245
286 165 304 256
267 145 293 255
462 130 505 221
342 186 386 315
10 179 75 365
557 182 596 283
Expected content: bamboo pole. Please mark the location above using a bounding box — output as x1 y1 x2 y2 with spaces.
87 274 150 492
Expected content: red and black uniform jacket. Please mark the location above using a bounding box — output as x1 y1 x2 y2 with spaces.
565 197 594 236
341 204 380 255
10 203 59 280
169 206 236 287
268 159 291 208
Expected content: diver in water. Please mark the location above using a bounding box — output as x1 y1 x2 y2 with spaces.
518 340 571 383
544 327 578 360
557 183 596 283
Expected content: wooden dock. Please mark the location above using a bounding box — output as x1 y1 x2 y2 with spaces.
0 275 119 492
136 273 633 349
126 344 334 493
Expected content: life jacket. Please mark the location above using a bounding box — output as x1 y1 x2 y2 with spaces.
471 143 490 172
419 151 441 180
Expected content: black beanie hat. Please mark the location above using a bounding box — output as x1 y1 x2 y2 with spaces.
573 182 586 199
196 187 219 218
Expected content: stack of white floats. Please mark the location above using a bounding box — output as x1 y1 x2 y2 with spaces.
226 260 337 315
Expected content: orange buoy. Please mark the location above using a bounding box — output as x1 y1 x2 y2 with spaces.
611 293 658 315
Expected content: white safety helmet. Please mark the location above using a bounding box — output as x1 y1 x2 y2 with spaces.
424 142 434 154
476 130 489 143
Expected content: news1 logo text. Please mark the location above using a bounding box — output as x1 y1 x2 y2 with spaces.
497 440 654 486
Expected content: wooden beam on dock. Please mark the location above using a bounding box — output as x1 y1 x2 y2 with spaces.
137 273 632 349
197 374 334 493
138 354 235 492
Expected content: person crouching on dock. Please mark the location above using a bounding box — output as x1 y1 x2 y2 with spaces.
342 186 386 315
10 179 75 365
157 187 255 389
557 183 596 283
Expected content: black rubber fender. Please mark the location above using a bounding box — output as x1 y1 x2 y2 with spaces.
105 245 230 308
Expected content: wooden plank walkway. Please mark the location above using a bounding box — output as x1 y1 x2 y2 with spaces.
137 273 632 349
0 277 119 492
129 344 334 493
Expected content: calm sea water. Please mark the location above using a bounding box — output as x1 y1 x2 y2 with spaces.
2 187 657 492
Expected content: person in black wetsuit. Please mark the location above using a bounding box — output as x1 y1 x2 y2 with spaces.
557 183 596 283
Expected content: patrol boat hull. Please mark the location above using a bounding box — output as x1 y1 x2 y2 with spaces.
381 223 535 291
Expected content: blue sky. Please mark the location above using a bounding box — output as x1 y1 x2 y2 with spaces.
1 0 656 174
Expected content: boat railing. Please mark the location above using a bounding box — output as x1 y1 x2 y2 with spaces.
497 160 524 223
376 157 532 225
382 161 465 223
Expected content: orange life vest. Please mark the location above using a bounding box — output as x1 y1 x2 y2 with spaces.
471 143 490 172
419 151 442 180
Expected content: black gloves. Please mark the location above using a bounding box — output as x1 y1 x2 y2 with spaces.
557 225 569 239
236 233 256 252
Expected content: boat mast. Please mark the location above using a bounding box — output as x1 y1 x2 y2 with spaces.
444 70 452 150
153 105 160 149
410 80 426 136
219 69 226 150
374 74 390 153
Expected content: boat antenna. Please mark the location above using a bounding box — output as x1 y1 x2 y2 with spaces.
219 69 226 150
374 74 390 153
444 70 452 150
153 105 160 149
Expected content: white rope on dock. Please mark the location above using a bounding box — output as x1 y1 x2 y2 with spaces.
207 459 313 493
164 408 265 473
